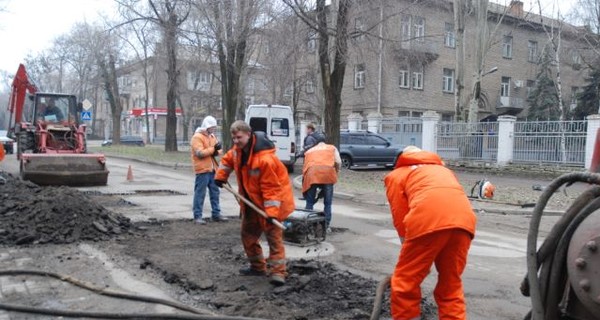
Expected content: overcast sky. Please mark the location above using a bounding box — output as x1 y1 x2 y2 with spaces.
0 0 578 75
0 0 116 73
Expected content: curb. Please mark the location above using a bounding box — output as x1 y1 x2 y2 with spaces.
102 154 193 170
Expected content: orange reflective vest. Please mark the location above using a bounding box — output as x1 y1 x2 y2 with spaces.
384 150 476 240
216 132 295 221
190 132 220 174
302 143 338 193
0 144 4 162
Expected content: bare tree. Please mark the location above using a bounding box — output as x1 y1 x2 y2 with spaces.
282 0 352 148
83 23 126 145
117 0 190 151
115 7 159 145
190 0 263 149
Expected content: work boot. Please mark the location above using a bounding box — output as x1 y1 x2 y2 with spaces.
239 266 266 276
194 218 206 225
212 215 229 222
270 274 285 286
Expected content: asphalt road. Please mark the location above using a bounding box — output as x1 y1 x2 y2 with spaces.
0 153 558 319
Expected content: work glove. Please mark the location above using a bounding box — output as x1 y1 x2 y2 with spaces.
266 217 277 225
214 142 222 151
214 180 225 188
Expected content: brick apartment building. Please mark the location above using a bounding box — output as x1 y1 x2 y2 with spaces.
92 0 593 140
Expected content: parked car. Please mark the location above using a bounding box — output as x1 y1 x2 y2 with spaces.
339 130 404 169
102 135 145 147
0 130 14 154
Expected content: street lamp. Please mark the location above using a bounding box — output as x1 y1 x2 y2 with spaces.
467 66 499 123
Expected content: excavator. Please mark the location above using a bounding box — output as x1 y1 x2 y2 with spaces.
7 64 109 186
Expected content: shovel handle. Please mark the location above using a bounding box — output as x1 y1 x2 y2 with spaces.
222 183 287 230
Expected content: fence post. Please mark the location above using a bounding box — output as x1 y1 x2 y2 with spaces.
497 115 516 166
347 113 363 131
421 111 439 152
367 112 383 133
585 114 600 170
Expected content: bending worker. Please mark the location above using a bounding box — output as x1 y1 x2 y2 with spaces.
384 146 476 320
302 132 340 231
214 120 295 286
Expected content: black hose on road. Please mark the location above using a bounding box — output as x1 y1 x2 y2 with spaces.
0 269 266 320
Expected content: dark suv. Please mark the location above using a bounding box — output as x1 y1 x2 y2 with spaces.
339 130 403 169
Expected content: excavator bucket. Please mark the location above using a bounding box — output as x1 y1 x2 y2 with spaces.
20 153 109 186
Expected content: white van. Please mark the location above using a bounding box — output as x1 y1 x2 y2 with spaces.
245 104 296 172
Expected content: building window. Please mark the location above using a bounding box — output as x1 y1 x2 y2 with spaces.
307 31 316 52
442 68 455 93
526 80 535 97
284 85 293 97
413 16 425 41
412 67 423 90
502 36 513 58
572 49 582 69
305 77 315 94
528 40 538 62
501 77 511 97
354 17 365 40
187 71 211 91
401 15 411 41
399 66 410 88
354 64 366 89
444 23 455 48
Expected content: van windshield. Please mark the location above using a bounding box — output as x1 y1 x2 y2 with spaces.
249 117 267 133
271 118 289 136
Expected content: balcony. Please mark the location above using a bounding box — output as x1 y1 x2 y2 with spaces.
496 96 525 115
393 39 439 65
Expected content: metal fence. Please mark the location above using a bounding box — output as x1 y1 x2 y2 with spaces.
378 117 422 147
513 120 586 166
436 122 499 161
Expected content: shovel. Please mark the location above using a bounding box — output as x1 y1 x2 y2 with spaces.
222 183 287 230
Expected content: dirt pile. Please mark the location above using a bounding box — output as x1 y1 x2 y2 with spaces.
0 173 131 245
109 219 436 319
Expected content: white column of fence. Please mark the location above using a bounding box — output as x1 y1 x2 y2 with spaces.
367 112 382 133
585 114 600 170
497 115 516 166
421 111 439 152
347 113 363 131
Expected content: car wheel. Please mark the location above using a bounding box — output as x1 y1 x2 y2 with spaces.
341 155 352 169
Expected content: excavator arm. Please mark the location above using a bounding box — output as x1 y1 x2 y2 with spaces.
8 64 37 127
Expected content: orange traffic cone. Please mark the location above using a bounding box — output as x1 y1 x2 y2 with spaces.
126 165 134 182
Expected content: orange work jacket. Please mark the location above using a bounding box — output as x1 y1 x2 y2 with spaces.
190 131 220 174
0 144 4 162
302 143 338 193
383 150 476 240
216 132 295 221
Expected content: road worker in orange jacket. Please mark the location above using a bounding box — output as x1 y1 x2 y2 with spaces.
0 144 4 162
214 120 295 286
302 133 341 229
384 146 476 320
190 116 228 224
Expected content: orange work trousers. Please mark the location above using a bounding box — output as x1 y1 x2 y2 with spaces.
241 208 287 277
391 228 472 320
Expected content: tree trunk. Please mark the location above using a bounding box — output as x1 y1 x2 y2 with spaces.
164 10 179 152
454 0 466 121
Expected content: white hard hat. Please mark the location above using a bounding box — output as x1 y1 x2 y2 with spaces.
201 116 218 129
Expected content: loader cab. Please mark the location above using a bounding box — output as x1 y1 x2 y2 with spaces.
34 94 78 124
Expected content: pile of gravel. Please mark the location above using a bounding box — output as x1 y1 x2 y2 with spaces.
0 173 131 245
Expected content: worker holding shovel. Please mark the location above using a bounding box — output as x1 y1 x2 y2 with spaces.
214 120 295 286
